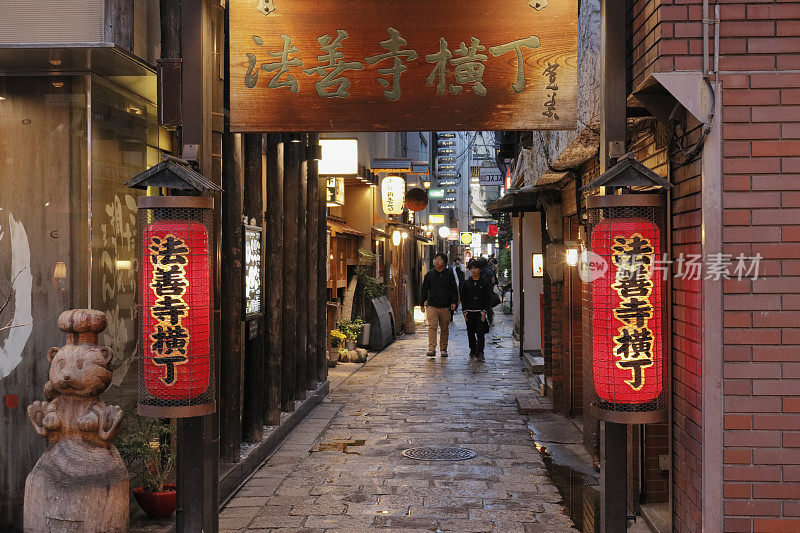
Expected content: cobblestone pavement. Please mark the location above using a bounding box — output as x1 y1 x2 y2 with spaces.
221 312 576 532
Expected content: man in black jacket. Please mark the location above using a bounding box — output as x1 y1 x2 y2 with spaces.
461 258 493 360
420 252 459 358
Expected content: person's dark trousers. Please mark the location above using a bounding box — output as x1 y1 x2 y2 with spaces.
465 312 487 355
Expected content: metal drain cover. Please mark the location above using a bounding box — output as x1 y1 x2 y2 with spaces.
401 447 476 461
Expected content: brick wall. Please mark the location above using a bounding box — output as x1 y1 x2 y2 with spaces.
551 280 566 414
719 3 800 531
630 121 676 509
627 0 707 527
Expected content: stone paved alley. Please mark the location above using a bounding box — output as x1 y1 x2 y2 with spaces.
221 313 578 532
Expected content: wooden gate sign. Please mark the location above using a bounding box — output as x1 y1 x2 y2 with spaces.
229 0 577 132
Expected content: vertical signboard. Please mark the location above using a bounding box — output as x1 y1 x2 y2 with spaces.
244 225 263 317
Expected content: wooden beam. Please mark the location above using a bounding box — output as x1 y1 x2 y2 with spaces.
317 169 329 383
176 1 221 531
220 131 244 463
295 138 308 400
241 132 265 443
265 134 284 425
306 134 320 391
282 136 300 411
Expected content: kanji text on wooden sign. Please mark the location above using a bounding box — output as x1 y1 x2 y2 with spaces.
229 0 577 132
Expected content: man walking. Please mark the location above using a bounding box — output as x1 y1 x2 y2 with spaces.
421 252 459 358
461 258 493 360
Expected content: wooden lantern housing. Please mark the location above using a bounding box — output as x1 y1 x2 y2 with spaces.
126 158 221 418
582 155 672 424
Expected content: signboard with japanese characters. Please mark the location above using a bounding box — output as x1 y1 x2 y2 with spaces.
141 221 212 404
381 175 405 214
229 0 577 131
590 218 663 405
244 225 263 317
479 167 504 186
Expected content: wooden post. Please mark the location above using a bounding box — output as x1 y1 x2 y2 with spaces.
295 135 308 400
317 171 329 383
265 134 284 425
242 133 265 442
220 131 244 462
599 0 628 531
176 1 220 531
282 136 299 412
306 135 320 390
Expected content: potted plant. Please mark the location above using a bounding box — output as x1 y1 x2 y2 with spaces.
337 317 363 351
117 414 177 519
329 329 346 365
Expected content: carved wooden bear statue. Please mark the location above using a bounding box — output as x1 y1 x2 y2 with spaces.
24 309 128 533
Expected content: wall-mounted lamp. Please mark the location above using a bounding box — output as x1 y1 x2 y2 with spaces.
392 230 402 246
438 226 451 239
565 241 579 267
401 231 408 240
53 261 67 280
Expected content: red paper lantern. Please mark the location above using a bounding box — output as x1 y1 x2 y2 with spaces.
141 220 211 401
487 224 499 237
590 218 662 406
135 196 216 418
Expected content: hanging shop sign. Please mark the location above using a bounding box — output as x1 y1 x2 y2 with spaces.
429 214 446 224
438 179 460 187
429 188 445 199
319 138 358 175
137 198 215 418
326 176 345 206
229 0 577 131
460 232 473 245
479 167 504 186
531 252 544 277
448 228 461 240
590 218 663 407
244 225 263 317
381 175 406 214
487 224 499 237
439 202 456 210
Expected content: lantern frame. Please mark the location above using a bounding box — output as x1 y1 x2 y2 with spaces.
136 195 216 418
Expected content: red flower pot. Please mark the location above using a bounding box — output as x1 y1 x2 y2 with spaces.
134 484 177 519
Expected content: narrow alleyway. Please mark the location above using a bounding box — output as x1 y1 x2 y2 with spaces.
221 313 576 532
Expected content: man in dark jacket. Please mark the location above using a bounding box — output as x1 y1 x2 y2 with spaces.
461 258 493 360
421 252 459 358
